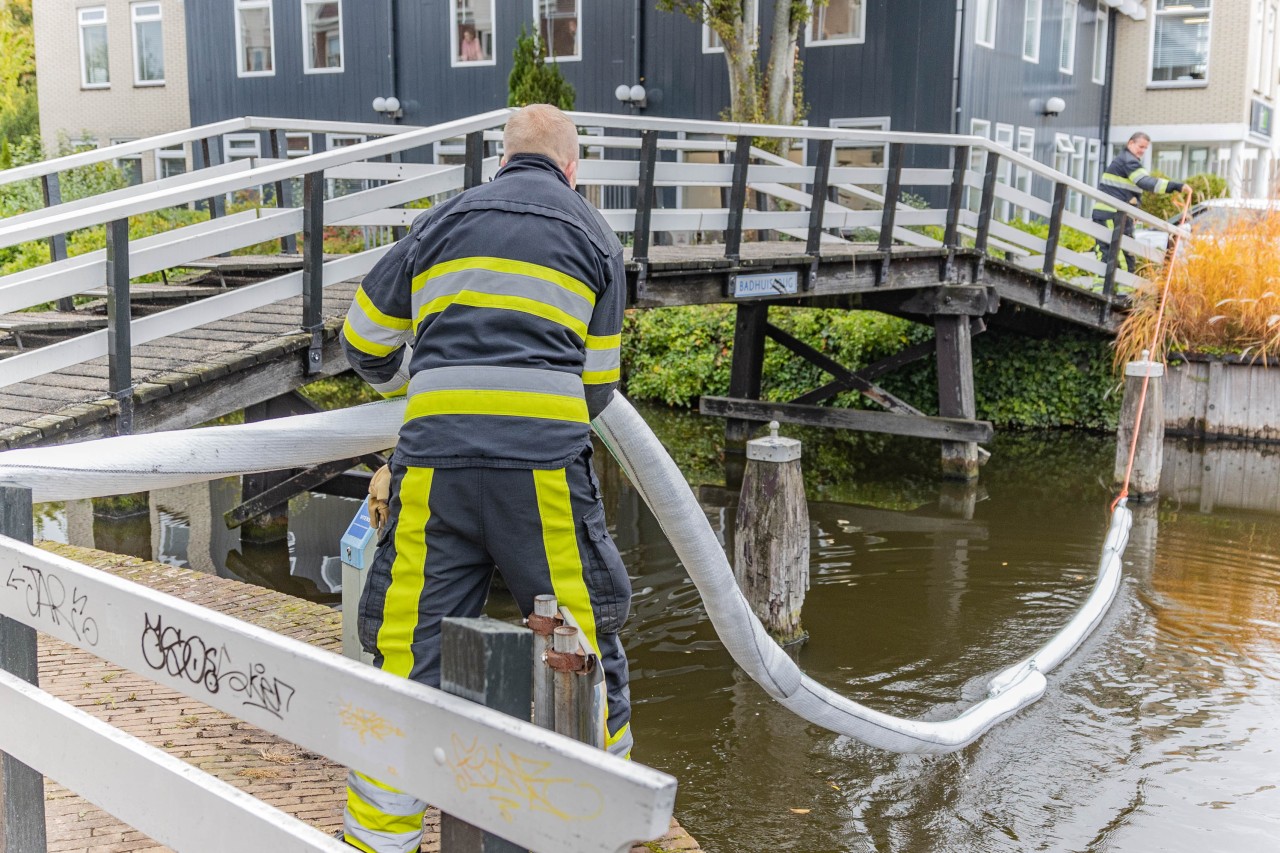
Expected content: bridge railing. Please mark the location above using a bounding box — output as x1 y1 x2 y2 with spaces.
0 483 675 853
0 111 1187 396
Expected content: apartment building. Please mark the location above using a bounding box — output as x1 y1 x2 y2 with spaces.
1111 0 1279 198
33 0 191 183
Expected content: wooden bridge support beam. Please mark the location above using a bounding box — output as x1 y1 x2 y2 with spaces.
725 302 768 445
935 314 980 480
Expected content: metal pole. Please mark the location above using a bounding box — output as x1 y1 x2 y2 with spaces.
270 129 298 254
0 484 48 853
40 174 74 313
439 617 530 853
463 130 484 190
973 151 1000 278
529 594 559 731
105 218 133 436
942 145 968 283
724 134 753 261
551 626 581 741
302 172 325 376
876 142 905 286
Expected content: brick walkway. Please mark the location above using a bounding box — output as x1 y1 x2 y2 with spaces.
30 543 699 853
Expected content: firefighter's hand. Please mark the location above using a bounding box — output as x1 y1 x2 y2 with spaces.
369 464 392 534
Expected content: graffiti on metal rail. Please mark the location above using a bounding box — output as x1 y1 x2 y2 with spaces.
139 612 297 719
4 564 100 646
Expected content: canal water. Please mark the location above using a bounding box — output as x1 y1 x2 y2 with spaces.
33 405 1280 852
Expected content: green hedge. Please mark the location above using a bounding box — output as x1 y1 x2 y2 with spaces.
621 306 1121 430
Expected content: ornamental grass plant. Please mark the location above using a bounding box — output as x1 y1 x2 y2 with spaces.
1115 205 1280 367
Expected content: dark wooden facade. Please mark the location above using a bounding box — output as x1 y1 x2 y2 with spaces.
184 0 1113 194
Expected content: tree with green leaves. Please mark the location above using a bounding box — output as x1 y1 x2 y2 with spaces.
657 0 823 145
508 28 575 110
0 0 38 144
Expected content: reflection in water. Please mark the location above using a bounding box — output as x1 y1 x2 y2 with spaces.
30 414 1280 851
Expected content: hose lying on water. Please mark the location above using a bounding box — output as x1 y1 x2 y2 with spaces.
0 392 1130 754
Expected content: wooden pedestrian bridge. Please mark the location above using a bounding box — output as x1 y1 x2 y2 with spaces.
0 109 1185 476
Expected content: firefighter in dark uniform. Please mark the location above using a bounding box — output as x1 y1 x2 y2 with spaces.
1093 131 1193 273
337 104 630 853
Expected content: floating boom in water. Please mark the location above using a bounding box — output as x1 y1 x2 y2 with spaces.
0 393 1129 754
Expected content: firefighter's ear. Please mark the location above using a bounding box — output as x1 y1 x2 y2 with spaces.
563 158 578 190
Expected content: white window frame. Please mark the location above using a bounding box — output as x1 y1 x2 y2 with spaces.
969 119 992 210
805 0 867 47
285 133 312 158
155 144 187 180
703 6 759 55
994 123 1015 221
78 7 110 89
1092 7 1108 84
1086 137 1101 214
975 0 997 49
301 0 344 74
451 0 497 68
130 2 164 86
1059 0 1077 75
1015 127 1035 216
533 0 581 62
112 138 143 186
1023 0 1042 62
1070 135 1086 214
1261 2 1277 98
235 0 276 78
223 134 262 162
1148 0 1212 88
830 115 892 168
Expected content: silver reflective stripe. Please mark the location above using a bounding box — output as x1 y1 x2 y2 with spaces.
411 267 595 326
370 349 412 395
346 303 410 351
408 364 585 398
609 726 634 760
344 771 424 853
584 347 620 374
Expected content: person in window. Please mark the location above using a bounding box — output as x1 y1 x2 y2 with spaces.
1093 131 1192 273
458 25 484 62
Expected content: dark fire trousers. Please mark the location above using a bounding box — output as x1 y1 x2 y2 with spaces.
342 445 633 853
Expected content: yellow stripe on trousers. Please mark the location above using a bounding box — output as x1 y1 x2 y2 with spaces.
377 466 435 678
532 469 601 660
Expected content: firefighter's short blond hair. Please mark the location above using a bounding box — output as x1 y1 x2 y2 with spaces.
503 104 579 168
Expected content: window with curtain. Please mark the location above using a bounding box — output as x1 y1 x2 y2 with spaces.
535 0 579 60
1151 0 1211 83
808 0 865 45
1092 8 1108 84
1059 0 1077 74
452 0 495 65
1023 0 1041 61
236 0 275 75
975 0 997 48
131 3 164 84
79 7 109 87
303 1 343 71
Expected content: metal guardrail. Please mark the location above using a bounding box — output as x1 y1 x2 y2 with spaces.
0 482 675 853
0 110 1188 401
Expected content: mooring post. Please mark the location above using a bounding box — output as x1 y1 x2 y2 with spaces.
527 594 559 730
1113 350 1164 500
0 484 49 853
440 617 531 853
734 422 810 646
935 315 980 480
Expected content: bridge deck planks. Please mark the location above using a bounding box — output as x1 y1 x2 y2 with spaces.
0 282 358 450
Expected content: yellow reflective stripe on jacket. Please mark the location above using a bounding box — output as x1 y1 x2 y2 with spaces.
584 332 621 385
587 333 621 350
412 256 596 306
355 285 412 332
342 317 402 358
414 291 589 340
582 367 620 384
405 389 589 423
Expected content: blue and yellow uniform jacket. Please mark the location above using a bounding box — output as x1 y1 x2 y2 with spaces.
341 153 625 470
1093 149 1185 217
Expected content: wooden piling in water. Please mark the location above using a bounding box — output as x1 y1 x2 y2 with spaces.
1114 354 1165 500
734 422 810 646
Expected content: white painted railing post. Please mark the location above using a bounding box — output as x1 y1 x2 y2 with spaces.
0 484 47 853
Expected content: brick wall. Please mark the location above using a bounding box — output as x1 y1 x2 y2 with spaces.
34 0 191 179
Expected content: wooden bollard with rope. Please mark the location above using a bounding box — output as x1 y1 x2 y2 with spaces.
734 421 810 646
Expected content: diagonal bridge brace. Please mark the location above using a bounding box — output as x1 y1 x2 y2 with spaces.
702 318 993 456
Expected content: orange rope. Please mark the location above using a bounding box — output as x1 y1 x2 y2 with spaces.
1110 192 1193 514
